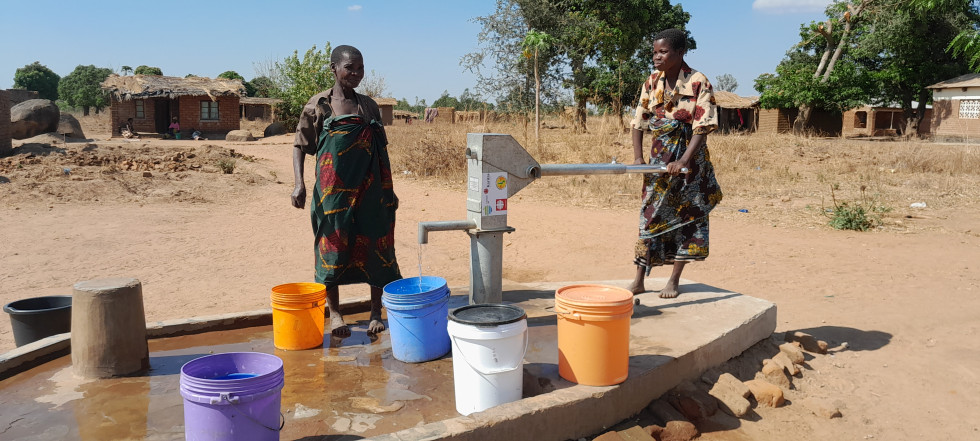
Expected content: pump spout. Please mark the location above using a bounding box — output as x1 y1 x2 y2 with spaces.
418 220 477 244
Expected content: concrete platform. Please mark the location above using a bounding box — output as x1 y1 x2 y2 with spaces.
0 279 774 440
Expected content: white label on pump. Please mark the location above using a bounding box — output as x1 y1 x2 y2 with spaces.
468 176 479 192
481 172 508 216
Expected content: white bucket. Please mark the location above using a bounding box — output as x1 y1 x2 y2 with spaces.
447 304 528 416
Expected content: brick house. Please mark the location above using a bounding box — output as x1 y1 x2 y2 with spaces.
1 90 11 156
757 108 842 136
101 75 244 138
927 73 980 141
374 97 397 126
713 91 758 133
841 104 933 138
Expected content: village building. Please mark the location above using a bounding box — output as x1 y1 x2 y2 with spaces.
713 91 758 133
841 103 932 138
374 97 397 125
0 90 11 156
239 97 283 137
757 107 843 136
927 73 980 141
101 75 245 138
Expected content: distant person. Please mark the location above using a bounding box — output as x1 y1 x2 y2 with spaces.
168 117 180 138
627 28 723 299
120 118 140 139
291 44 400 337
405 115 412 125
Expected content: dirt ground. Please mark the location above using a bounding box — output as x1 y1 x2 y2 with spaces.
1 116 979 441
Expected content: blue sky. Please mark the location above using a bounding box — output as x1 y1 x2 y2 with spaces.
0 0 832 103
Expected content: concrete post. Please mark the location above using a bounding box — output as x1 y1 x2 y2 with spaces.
71 278 149 378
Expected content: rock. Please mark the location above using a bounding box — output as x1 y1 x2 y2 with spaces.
699 367 725 385
668 381 718 421
708 375 751 418
785 331 829 354
779 342 806 364
593 431 625 441
647 398 688 424
760 361 792 389
10 99 60 140
661 420 699 441
142 171 152 178
263 121 286 137
772 352 801 376
745 379 785 407
57 113 85 138
617 425 656 441
802 397 842 419
644 424 664 439
225 130 255 142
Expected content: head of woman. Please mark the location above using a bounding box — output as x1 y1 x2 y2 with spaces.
330 45 364 91
652 28 687 73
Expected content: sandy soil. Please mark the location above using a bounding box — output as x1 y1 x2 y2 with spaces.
1 123 979 440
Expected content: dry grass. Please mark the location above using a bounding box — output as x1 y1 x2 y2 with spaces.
385 115 980 230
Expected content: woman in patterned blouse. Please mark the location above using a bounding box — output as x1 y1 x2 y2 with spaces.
627 29 724 299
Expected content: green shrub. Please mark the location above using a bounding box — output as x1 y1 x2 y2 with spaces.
217 159 236 174
825 185 891 231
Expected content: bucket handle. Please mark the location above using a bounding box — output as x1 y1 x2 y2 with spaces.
553 305 581 320
212 392 285 432
451 331 528 375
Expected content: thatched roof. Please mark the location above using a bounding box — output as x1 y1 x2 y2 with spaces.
713 91 758 109
373 97 398 106
101 74 245 101
393 109 417 118
240 97 283 105
927 73 980 89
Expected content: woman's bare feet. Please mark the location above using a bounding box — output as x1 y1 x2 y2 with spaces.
629 265 647 294
368 315 386 334
659 279 681 298
329 314 351 338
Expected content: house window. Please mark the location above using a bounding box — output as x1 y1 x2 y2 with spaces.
135 100 145 119
854 111 867 128
959 99 980 119
201 101 219 120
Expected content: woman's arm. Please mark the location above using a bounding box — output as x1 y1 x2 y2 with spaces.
291 147 307 209
632 128 645 165
667 133 704 174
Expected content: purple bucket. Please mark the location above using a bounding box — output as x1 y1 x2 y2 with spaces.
180 352 285 441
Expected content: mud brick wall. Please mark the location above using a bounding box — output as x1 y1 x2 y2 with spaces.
0 90 11 156
178 96 240 134
930 100 980 140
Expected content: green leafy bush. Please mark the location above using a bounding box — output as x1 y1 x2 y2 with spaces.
217 159 236 174
826 186 891 231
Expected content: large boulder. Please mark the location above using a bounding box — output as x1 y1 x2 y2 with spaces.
225 130 255 142
263 121 286 137
57 113 85 139
11 99 60 140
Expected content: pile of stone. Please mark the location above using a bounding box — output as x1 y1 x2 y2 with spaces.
590 331 839 441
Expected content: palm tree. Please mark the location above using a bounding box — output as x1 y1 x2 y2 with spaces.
121 66 133 76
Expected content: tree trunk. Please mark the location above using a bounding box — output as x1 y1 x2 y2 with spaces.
794 105 812 134
83 106 90 116
570 55 587 133
534 48 540 144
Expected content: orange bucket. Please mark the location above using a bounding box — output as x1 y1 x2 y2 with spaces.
271 283 326 350
555 284 634 385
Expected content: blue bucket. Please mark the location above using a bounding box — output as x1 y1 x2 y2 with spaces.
382 276 451 363
180 352 284 441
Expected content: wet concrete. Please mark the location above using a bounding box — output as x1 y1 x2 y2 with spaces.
0 279 776 441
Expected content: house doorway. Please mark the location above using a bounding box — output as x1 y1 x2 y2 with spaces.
154 100 170 133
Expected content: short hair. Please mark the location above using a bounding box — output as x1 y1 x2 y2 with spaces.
331 45 363 64
653 29 687 52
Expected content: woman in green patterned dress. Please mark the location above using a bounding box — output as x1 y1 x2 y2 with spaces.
291 45 400 336
627 29 723 299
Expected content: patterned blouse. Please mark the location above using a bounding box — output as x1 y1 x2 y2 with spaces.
630 63 718 135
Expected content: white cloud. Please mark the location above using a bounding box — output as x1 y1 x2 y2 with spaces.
752 0 832 14
348 5 362 11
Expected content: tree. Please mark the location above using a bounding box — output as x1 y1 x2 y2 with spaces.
134 65 163 76
714 73 738 92
431 90 461 109
270 42 334 127
908 0 980 71
217 71 245 80
851 0 975 134
121 66 133 76
356 69 388 98
248 76 276 98
522 29 553 142
58 65 113 116
13 61 60 101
